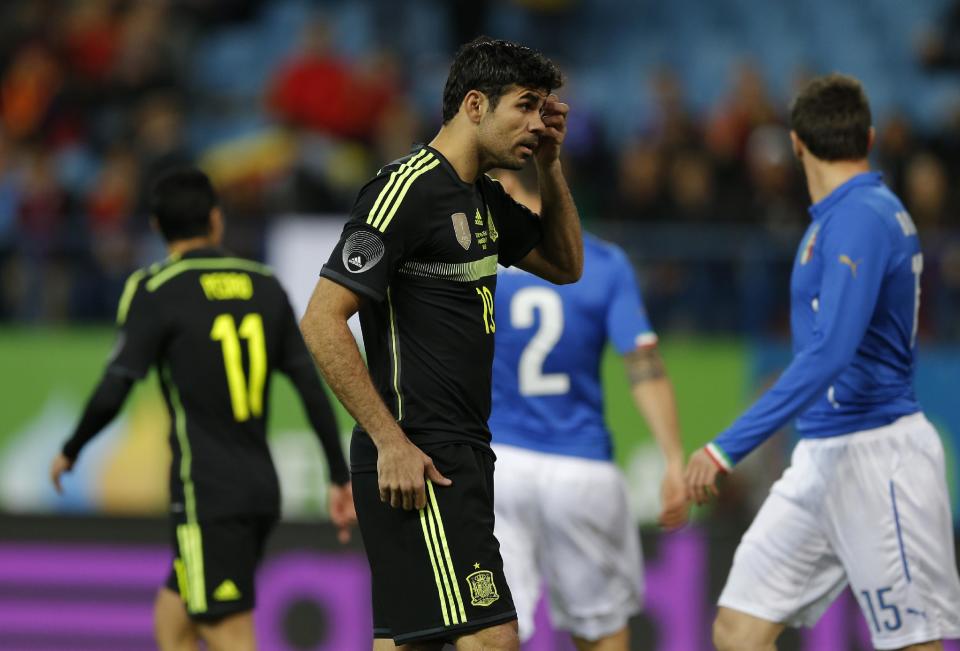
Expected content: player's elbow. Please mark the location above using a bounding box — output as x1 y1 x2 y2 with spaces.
563 262 584 284
552 261 583 285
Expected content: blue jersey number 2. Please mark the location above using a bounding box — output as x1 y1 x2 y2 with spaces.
510 287 570 396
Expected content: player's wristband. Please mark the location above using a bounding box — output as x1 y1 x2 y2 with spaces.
704 442 733 473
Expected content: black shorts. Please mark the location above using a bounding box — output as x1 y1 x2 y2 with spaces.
353 443 517 644
164 514 276 622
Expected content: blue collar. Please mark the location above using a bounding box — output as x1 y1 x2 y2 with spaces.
809 171 883 221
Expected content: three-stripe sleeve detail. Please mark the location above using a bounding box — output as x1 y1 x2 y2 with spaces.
367 151 439 232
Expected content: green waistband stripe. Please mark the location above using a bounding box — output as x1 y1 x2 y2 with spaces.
147 258 272 292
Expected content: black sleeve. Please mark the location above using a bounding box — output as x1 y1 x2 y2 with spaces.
276 289 350 484
483 176 542 268
107 276 167 379
61 372 135 461
319 173 422 302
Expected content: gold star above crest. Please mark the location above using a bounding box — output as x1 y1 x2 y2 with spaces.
473 562 480 569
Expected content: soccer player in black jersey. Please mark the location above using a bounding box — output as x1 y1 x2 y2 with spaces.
49 169 355 651
300 38 583 650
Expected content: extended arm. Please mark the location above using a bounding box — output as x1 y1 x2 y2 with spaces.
686 216 893 503
626 346 688 529
51 371 134 492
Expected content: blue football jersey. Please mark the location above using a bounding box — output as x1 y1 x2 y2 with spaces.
708 172 922 470
489 234 656 460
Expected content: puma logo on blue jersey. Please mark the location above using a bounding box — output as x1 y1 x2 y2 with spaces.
838 255 861 278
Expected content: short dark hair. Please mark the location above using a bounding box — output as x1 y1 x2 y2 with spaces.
441 36 563 124
150 168 217 241
790 73 872 161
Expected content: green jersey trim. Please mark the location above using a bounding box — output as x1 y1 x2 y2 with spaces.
147 258 272 292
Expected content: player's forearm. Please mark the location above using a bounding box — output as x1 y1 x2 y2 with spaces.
62 371 134 461
535 160 583 282
630 374 684 469
301 312 408 451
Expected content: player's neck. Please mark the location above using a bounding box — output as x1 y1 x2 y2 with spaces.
803 158 871 205
167 236 218 259
428 127 482 184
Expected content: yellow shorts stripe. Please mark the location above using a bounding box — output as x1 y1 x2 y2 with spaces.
419 506 452 626
173 558 189 600
177 523 207 614
427 481 468 622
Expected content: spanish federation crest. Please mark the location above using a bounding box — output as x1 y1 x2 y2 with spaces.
466 569 499 607
451 212 471 250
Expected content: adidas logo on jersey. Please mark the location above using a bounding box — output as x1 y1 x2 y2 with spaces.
347 255 365 270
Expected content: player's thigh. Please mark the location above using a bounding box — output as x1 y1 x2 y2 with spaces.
353 445 517 646
372 639 444 651
168 514 275 624
196 611 255 651
712 607 785 651
719 479 847 629
824 419 960 649
538 459 641 640
154 587 200 651
453 620 519 651
492 444 544 641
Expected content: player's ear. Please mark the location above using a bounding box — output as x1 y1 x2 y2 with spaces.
462 90 486 125
866 126 876 154
789 130 804 161
209 206 225 244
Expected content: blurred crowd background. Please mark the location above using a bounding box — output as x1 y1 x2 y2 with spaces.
1 0 958 337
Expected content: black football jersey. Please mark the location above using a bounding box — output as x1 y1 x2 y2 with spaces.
321 145 542 470
110 248 327 520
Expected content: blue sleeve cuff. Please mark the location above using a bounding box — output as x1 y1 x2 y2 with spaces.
705 442 734 472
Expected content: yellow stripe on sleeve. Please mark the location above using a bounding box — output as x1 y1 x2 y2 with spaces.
376 159 441 233
366 150 428 226
369 153 436 230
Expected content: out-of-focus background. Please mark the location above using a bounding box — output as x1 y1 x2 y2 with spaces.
1 0 958 649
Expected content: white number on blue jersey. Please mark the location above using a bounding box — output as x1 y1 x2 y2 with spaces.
510 287 570 396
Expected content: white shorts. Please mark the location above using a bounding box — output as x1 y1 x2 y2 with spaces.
492 444 642 642
719 413 960 650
